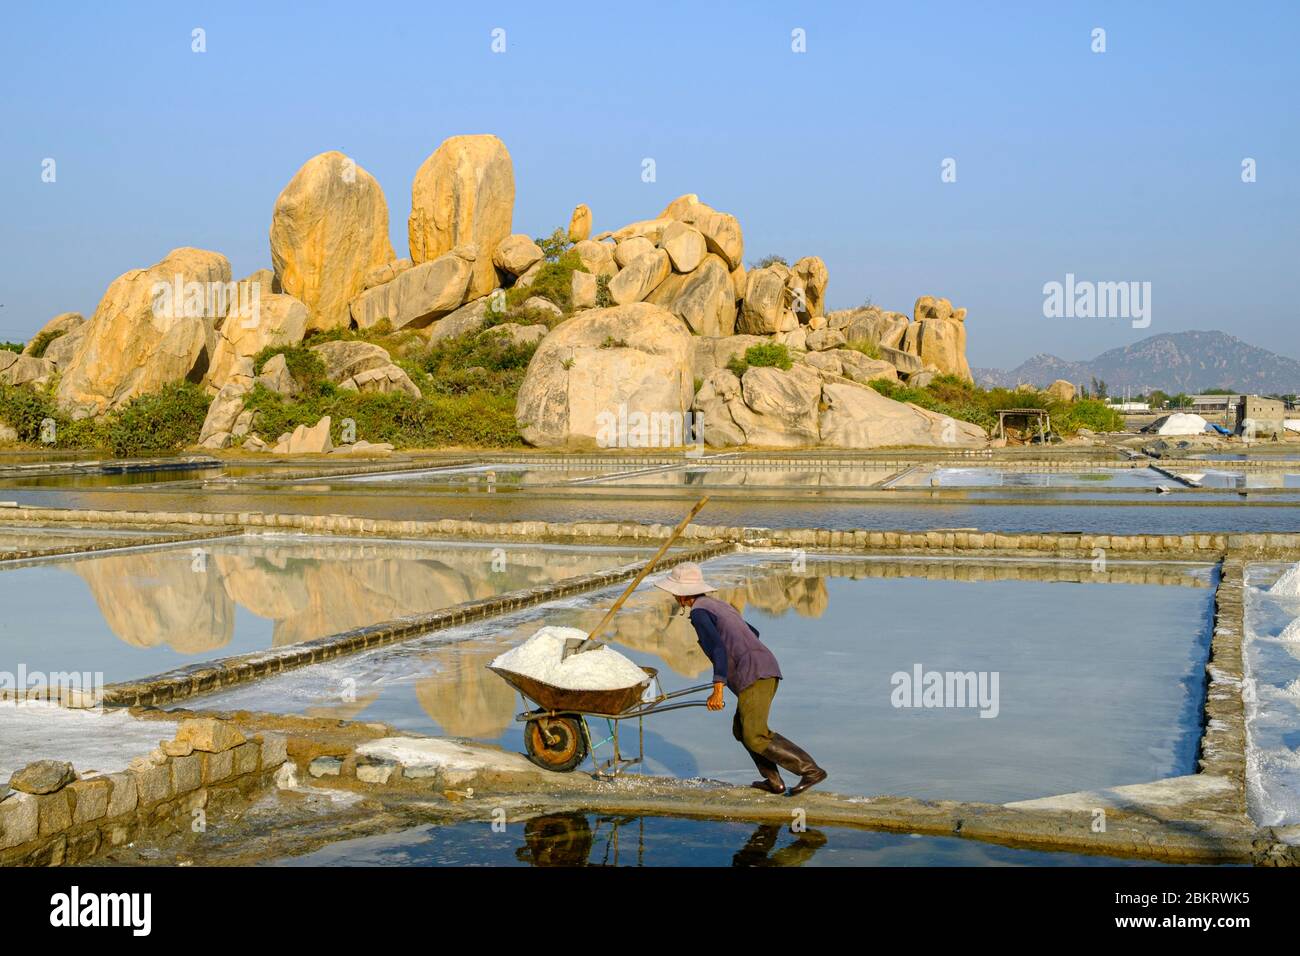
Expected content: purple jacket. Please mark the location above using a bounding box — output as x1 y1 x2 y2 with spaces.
688 595 782 694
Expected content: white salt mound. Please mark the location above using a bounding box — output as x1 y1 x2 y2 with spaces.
1269 563 1300 598
491 626 650 691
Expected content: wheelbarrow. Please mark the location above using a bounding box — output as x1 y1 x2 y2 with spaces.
490 664 713 775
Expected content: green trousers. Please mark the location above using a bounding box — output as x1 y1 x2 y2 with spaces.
731 677 779 754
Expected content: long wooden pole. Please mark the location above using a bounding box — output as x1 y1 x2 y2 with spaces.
571 496 710 653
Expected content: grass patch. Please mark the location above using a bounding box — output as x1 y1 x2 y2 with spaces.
868 374 1123 436
842 339 881 360
727 342 793 377
25 329 67 358
505 250 585 311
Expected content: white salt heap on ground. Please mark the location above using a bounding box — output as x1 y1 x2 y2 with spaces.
491 626 649 690
1269 562 1300 598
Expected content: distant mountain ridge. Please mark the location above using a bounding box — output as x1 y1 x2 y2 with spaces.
975 331 1300 395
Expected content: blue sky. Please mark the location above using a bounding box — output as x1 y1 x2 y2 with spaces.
2 0 1296 368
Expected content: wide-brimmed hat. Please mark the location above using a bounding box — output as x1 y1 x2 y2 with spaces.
654 562 718 597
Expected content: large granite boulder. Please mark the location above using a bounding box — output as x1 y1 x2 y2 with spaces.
820 381 986 447
572 239 618 278
56 247 229 418
568 204 592 242
902 315 971 381
206 293 307 391
408 134 514 299
645 254 736 336
738 264 791 334
1047 379 1077 402
674 203 743 269
514 302 693 447
608 249 670 305
428 295 491 343
724 365 823 447
0 351 55 389
198 381 251 449
792 256 828 318
270 151 395 332
492 234 543 276
349 247 475 330
659 221 706 273
836 307 910 350
309 340 417 396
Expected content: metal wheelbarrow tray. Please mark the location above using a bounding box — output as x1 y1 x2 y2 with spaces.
489 664 712 775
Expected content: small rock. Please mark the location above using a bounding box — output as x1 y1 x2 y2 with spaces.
308 756 343 778
174 717 246 753
9 760 76 795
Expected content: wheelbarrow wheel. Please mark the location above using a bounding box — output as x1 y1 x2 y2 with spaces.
524 716 588 772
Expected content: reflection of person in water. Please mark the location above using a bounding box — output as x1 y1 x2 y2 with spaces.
732 823 828 867
654 563 828 797
515 814 595 866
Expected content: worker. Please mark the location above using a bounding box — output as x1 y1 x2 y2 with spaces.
654 562 827 796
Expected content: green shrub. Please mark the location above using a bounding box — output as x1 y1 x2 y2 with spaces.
0 382 58 442
749 254 788 270
25 329 66 358
727 342 792 377
595 274 613 307
1057 398 1124 433
243 384 522 449
535 228 571 263
102 383 210 456
0 342 23 354
252 344 328 392
843 339 881 360
506 250 584 311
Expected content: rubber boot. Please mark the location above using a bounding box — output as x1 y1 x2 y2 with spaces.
745 747 785 794
760 733 827 797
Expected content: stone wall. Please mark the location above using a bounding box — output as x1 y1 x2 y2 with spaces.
0 718 286 866
7 506 1300 556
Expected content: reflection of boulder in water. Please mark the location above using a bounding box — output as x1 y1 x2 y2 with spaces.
71 550 235 654
514 813 595 866
304 690 381 721
213 540 649 649
720 574 829 619
593 591 711 679
415 644 517 739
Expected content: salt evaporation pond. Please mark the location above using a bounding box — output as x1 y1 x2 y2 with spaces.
1242 563 1300 827
266 813 1170 867
8 483 1294 534
900 467 1166 489
0 534 652 683
191 553 1216 804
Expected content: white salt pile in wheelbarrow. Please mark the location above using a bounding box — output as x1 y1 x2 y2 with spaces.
491 626 649 690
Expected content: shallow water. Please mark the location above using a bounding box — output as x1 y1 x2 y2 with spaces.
5 484 1296 533
192 553 1216 804
0 535 651 683
266 813 1170 867
1241 563 1300 827
904 467 1163 489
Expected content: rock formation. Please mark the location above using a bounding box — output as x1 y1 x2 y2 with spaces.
408 134 514 300
514 302 694 447
270 151 394 332
56 247 230 418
